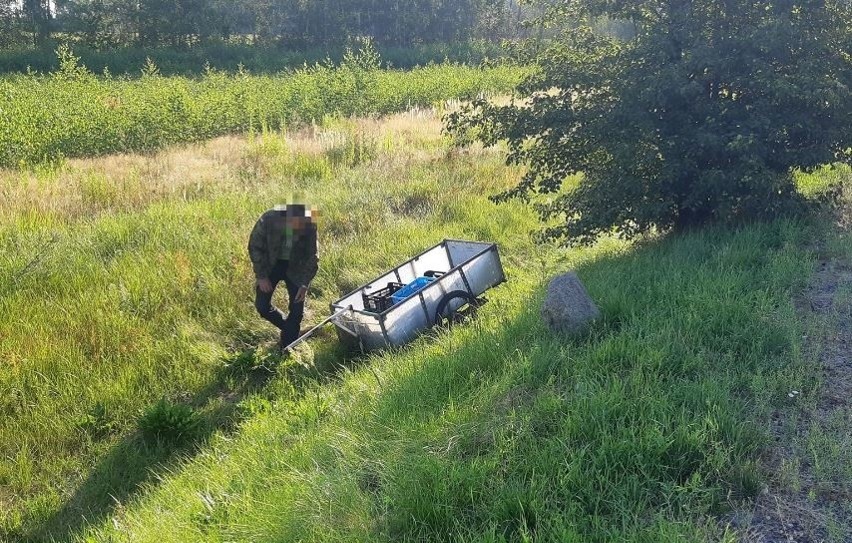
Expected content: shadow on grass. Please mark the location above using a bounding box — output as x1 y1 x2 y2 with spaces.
22 329 361 543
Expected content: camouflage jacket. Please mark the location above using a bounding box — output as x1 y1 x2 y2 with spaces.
248 210 319 286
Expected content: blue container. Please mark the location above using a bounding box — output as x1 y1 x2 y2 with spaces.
391 276 436 306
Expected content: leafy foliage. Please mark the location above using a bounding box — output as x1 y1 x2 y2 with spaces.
0 40 509 75
448 0 852 245
0 45 524 168
2 0 535 49
75 402 119 439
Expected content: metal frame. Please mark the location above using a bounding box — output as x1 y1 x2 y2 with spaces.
328 239 506 351
331 240 503 319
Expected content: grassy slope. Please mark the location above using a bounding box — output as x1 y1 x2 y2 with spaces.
0 111 533 539
80 225 836 543
2 111 850 542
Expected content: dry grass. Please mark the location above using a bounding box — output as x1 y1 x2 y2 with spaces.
0 108 497 223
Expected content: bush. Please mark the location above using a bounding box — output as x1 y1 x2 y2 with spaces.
0 41 509 76
449 0 852 245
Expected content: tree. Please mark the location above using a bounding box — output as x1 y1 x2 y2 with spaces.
0 1 24 47
207 0 256 40
22 0 52 44
59 0 117 47
1 0 533 50
449 0 852 245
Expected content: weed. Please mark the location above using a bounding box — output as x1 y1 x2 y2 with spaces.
138 400 201 446
75 402 118 440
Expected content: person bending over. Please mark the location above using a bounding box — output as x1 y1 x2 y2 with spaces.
248 204 318 350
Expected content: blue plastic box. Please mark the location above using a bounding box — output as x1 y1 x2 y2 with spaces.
391 276 436 306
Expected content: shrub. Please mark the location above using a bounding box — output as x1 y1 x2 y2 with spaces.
448 0 852 245
0 41 509 76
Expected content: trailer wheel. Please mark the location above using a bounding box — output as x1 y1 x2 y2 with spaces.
434 290 478 326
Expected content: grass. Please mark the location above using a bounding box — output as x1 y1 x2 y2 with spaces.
0 45 525 168
0 109 533 540
735 179 852 540
1 106 850 542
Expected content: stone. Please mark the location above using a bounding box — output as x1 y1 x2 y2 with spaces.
541 272 600 335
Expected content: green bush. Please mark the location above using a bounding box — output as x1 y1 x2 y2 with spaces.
0 41 508 76
0 46 524 168
450 0 852 244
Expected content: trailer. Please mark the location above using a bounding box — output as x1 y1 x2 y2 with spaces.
284 239 506 353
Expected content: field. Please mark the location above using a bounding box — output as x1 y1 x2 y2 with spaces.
2 94 851 542
0 46 523 168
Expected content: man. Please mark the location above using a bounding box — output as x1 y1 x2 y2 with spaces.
248 204 319 350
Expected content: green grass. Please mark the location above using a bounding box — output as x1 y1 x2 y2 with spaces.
0 46 524 168
72 223 841 543
796 164 852 199
1 108 850 542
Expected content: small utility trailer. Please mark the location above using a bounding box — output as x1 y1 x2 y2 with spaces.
285 239 506 353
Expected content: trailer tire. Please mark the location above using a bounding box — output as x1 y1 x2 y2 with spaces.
434 290 477 326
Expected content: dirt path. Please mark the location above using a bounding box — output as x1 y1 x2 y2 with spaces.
729 204 852 542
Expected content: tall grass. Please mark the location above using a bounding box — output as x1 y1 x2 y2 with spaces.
2 104 849 541
79 220 829 543
0 111 533 540
0 46 524 168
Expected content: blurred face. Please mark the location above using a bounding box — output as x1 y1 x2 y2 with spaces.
284 214 310 231
288 215 308 230
274 204 316 231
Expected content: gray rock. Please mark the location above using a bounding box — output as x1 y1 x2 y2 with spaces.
541 272 600 335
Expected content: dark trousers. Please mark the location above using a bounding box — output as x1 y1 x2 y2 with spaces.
255 260 304 345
